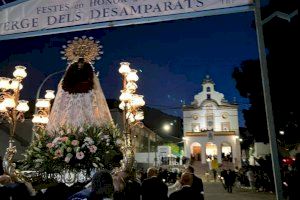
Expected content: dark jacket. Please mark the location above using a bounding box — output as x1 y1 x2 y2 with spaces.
169 186 203 200
141 176 168 200
191 174 204 200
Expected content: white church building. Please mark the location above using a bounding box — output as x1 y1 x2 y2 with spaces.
183 75 241 167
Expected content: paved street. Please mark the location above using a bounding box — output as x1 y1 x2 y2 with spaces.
204 182 276 200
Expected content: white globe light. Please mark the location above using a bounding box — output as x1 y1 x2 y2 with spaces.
45 90 55 100
0 77 11 90
119 62 131 74
32 114 49 124
163 124 171 132
119 90 132 102
13 66 27 79
131 95 145 107
40 116 49 124
16 100 30 112
126 69 139 82
119 102 125 110
32 114 41 123
126 82 137 91
135 111 144 121
36 99 50 108
3 98 16 108
0 102 7 112
9 79 20 90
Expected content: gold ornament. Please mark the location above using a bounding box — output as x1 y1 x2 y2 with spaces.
61 36 103 64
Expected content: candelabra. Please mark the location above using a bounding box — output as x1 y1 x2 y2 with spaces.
0 66 29 180
118 62 145 168
32 90 55 132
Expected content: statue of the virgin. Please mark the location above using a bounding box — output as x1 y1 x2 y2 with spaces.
46 36 112 131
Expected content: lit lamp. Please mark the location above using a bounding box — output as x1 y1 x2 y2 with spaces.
118 62 145 169
32 91 55 132
45 90 55 100
0 65 28 180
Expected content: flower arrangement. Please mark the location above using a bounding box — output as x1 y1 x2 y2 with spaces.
21 124 124 174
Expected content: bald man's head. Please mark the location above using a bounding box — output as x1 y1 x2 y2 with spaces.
180 172 193 186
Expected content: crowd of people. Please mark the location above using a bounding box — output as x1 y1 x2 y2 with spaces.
0 164 204 200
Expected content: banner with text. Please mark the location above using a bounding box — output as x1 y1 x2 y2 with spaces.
0 0 253 36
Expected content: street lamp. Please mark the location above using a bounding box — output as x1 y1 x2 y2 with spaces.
0 66 29 180
118 62 145 169
32 90 55 133
153 122 174 167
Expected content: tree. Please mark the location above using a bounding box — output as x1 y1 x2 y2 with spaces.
233 0 300 145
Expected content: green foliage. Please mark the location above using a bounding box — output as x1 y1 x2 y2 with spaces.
165 143 181 156
21 124 123 173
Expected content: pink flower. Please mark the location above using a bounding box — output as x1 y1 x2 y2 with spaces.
76 152 85 160
65 156 71 163
46 143 54 149
71 140 79 146
60 137 68 142
89 145 97 153
55 149 63 158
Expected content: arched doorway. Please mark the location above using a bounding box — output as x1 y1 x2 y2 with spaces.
190 142 202 161
221 142 232 162
206 142 217 159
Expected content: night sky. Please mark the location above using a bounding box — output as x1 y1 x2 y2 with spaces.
0 11 259 127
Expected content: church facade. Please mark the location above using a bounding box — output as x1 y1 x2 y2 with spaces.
183 76 241 167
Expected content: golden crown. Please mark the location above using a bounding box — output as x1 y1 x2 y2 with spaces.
61 36 103 64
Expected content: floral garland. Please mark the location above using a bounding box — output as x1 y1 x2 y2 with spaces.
21 124 124 174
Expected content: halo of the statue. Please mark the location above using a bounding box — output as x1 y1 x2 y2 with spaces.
61 36 103 64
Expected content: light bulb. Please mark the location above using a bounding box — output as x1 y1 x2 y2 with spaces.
3 98 16 108
45 90 55 99
126 69 139 82
119 90 132 102
0 102 7 112
9 79 20 90
13 66 27 79
119 62 131 74
36 99 50 108
16 100 29 112
135 111 144 121
0 77 11 90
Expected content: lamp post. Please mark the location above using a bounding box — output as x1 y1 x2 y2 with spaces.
152 122 175 167
32 90 55 133
0 66 29 180
118 62 145 169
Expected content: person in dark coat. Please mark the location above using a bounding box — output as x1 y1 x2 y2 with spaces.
224 169 236 193
68 170 114 200
141 167 168 200
169 172 203 200
185 165 204 200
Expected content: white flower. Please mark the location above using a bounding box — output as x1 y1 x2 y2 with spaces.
67 128 71 134
59 130 64 135
103 135 109 139
84 137 94 145
52 137 60 144
116 139 122 145
79 127 84 133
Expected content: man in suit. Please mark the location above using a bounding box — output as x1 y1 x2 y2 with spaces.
185 165 204 200
169 172 203 200
141 167 168 200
